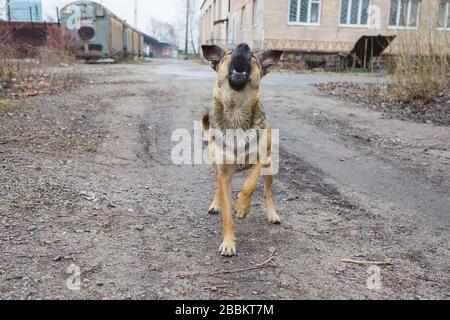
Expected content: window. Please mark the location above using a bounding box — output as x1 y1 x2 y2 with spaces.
253 0 259 26
389 0 420 28
229 15 236 44
289 0 321 24
340 0 371 26
438 1 450 29
241 6 246 30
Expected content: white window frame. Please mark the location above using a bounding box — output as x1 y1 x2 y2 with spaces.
388 0 421 30
288 0 321 26
437 1 450 31
253 0 259 27
339 0 372 28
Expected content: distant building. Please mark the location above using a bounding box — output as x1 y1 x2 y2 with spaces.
60 1 144 60
9 0 43 23
200 0 450 69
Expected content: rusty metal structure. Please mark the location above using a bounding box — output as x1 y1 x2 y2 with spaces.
60 1 144 60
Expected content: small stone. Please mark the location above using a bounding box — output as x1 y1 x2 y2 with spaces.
95 281 104 287
80 191 96 201
53 256 63 262
135 225 145 231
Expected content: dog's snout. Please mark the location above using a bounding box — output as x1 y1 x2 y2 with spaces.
236 43 250 54
228 43 252 91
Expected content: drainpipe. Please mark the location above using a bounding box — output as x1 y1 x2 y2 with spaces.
7 0 11 21
184 0 189 60
57 7 60 27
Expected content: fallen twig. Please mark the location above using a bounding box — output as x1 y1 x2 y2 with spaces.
341 258 392 266
0 135 41 145
177 251 278 278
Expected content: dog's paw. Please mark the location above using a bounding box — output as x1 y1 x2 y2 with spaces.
268 212 281 225
208 207 221 215
219 241 237 256
235 199 251 219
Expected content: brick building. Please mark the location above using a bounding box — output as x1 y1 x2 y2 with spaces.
200 0 450 68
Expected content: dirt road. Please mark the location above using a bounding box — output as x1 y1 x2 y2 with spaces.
1 60 449 299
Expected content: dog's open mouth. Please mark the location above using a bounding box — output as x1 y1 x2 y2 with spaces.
228 43 252 91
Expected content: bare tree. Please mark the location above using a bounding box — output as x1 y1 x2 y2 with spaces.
146 17 178 46
175 0 200 55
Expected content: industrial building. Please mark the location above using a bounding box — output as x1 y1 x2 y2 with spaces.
60 1 175 60
7 0 43 23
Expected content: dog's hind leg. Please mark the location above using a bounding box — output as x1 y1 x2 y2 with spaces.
264 173 281 224
235 164 261 219
218 167 236 256
208 175 221 215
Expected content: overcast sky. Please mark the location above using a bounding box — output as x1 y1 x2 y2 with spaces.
42 0 188 30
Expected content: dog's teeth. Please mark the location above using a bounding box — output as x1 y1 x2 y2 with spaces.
232 69 237 74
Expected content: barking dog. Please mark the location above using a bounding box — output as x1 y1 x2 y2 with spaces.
201 43 283 256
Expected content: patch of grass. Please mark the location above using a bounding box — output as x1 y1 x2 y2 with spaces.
0 99 20 114
336 67 370 74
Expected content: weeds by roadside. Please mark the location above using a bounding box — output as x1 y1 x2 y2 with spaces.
316 82 450 126
389 14 450 102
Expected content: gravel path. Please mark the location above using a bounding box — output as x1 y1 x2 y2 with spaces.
0 60 448 300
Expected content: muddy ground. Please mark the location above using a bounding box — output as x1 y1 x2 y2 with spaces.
0 60 449 300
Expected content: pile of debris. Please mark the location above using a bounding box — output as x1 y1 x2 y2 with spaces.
316 82 450 126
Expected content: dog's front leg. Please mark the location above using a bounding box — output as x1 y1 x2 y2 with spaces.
217 167 236 256
235 163 261 219
208 172 221 215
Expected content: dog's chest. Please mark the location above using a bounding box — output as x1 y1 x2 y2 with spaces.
209 104 266 168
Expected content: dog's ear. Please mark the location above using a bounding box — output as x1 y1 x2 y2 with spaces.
258 50 283 76
202 45 226 71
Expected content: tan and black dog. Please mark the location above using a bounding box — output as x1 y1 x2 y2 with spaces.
201 43 283 256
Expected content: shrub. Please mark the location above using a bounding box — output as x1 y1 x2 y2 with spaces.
390 20 450 102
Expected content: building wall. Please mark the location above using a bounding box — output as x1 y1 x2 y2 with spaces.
201 0 449 53
200 0 230 47
200 0 265 49
263 0 445 53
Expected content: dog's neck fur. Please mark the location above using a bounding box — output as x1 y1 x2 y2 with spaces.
212 87 266 133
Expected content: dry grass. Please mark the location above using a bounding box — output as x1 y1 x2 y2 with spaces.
389 20 450 102
0 27 82 103
0 99 19 113
0 27 77 83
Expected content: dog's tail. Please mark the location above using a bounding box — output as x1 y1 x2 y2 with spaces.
201 112 210 132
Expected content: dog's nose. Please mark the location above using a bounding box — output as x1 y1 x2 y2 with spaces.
235 43 250 55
